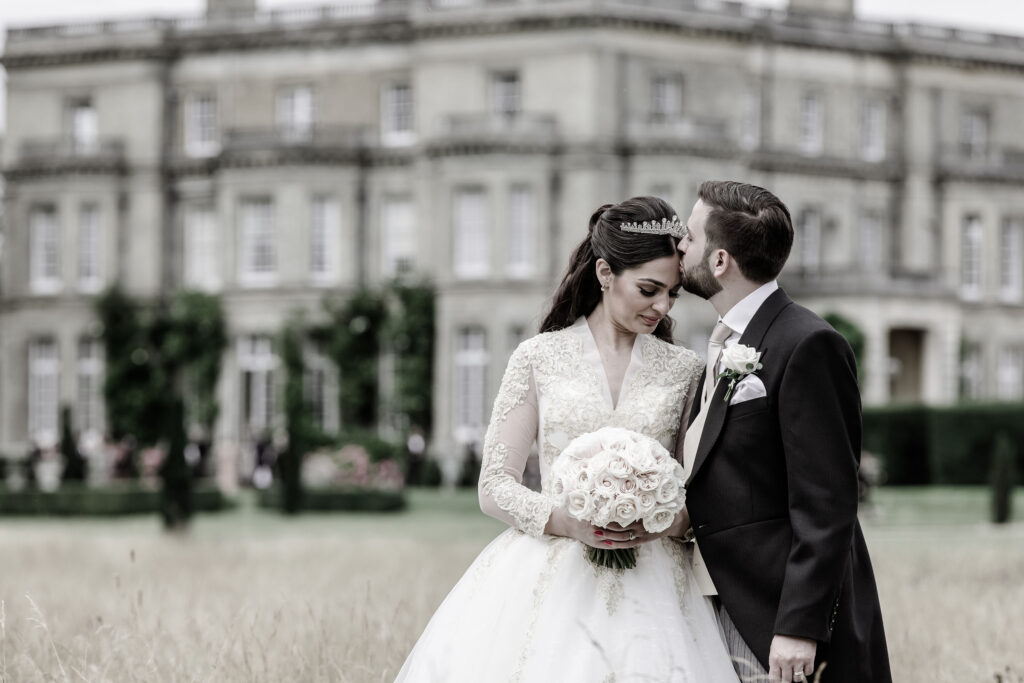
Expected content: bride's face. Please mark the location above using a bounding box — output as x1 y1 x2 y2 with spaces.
598 254 681 334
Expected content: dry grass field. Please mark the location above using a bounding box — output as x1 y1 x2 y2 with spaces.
1 487 1022 682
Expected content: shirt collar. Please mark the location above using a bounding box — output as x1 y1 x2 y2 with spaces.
720 280 779 338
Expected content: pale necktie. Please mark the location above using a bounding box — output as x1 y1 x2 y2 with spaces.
683 319 733 596
701 320 734 405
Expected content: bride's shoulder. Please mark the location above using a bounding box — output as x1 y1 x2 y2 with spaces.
514 327 577 357
644 336 703 374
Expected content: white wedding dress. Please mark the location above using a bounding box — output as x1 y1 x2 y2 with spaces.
395 318 740 682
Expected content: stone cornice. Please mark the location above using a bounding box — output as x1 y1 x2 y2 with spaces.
749 149 905 182
5 5 1024 72
3 159 127 181
167 145 416 177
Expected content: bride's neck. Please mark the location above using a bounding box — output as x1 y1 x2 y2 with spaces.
586 304 636 353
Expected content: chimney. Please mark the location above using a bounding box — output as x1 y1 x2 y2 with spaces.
787 0 855 19
206 0 257 20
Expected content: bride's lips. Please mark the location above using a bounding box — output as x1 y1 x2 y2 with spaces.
640 315 661 326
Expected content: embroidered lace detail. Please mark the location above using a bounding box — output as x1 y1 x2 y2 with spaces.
511 538 565 683
478 326 702 539
590 552 626 616
479 339 554 537
664 539 690 609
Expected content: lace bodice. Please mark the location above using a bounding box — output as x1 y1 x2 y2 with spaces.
479 317 704 537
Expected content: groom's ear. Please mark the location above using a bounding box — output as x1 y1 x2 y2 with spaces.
711 249 730 278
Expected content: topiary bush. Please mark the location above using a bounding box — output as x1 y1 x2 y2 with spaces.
990 432 1017 524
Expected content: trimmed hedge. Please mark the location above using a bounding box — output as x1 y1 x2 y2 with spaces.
257 487 406 512
863 403 1024 485
0 483 235 516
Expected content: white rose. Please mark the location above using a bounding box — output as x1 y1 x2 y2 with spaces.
607 455 632 479
592 494 614 527
599 428 632 452
636 470 660 491
720 344 763 375
566 490 595 520
655 477 680 505
637 491 657 514
594 472 617 496
573 465 591 490
564 431 603 459
632 450 658 473
644 507 676 533
617 476 637 494
613 494 640 527
551 475 566 497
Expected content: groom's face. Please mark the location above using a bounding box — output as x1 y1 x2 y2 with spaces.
678 199 723 300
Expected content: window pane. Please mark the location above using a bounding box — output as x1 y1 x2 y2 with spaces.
29 339 60 443
799 209 821 272
861 99 886 162
454 328 487 442
185 206 220 291
239 198 276 282
999 218 1023 301
491 73 521 120
70 100 98 154
453 189 489 279
507 186 533 278
185 94 218 157
78 204 101 290
30 206 61 292
77 338 104 433
961 214 983 299
382 196 414 277
799 92 823 155
310 197 339 280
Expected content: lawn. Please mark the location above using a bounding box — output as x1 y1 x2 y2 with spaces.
1 486 1022 682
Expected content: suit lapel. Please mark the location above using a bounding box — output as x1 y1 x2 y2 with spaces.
687 288 794 485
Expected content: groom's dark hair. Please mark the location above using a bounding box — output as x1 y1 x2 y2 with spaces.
697 181 793 284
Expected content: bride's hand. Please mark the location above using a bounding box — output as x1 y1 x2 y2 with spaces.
544 507 645 549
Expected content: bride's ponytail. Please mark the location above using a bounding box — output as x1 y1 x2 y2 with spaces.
539 205 611 334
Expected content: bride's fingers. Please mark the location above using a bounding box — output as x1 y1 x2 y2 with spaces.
593 528 632 542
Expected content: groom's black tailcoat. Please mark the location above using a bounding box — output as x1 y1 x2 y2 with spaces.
685 289 891 682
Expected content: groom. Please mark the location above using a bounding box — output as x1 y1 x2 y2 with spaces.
676 181 891 682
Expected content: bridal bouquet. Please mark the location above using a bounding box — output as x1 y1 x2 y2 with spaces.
550 427 686 569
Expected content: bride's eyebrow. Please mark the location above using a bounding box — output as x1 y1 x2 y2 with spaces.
637 278 667 288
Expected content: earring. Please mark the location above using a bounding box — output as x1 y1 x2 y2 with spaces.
600 281 609 293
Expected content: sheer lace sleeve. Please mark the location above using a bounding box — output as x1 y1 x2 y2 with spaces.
478 340 553 537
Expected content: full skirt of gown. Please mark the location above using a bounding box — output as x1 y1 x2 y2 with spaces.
395 528 741 682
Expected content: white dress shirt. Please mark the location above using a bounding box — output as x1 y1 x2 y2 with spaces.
714 279 778 374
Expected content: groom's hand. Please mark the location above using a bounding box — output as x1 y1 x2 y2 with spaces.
768 634 816 682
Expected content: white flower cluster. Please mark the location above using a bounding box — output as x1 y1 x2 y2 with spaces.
550 427 686 533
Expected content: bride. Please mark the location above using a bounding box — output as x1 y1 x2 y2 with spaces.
395 196 740 682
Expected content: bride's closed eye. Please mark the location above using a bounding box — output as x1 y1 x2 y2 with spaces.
639 287 681 298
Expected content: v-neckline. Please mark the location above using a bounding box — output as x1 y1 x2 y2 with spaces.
579 317 642 412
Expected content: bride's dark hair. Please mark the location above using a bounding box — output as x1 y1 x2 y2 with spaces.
540 196 679 343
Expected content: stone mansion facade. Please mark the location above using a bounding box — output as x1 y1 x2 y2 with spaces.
2 0 1023 473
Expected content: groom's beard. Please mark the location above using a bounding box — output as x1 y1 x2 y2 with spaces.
680 259 723 300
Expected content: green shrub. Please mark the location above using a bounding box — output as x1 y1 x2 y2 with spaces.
928 403 1024 484
257 487 405 512
0 483 233 516
990 432 1017 524
862 404 931 485
335 430 403 466
863 402 1024 485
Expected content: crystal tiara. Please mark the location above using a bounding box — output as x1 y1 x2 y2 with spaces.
619 215 686 240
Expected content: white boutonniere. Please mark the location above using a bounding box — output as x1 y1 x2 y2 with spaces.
716 344 764 403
